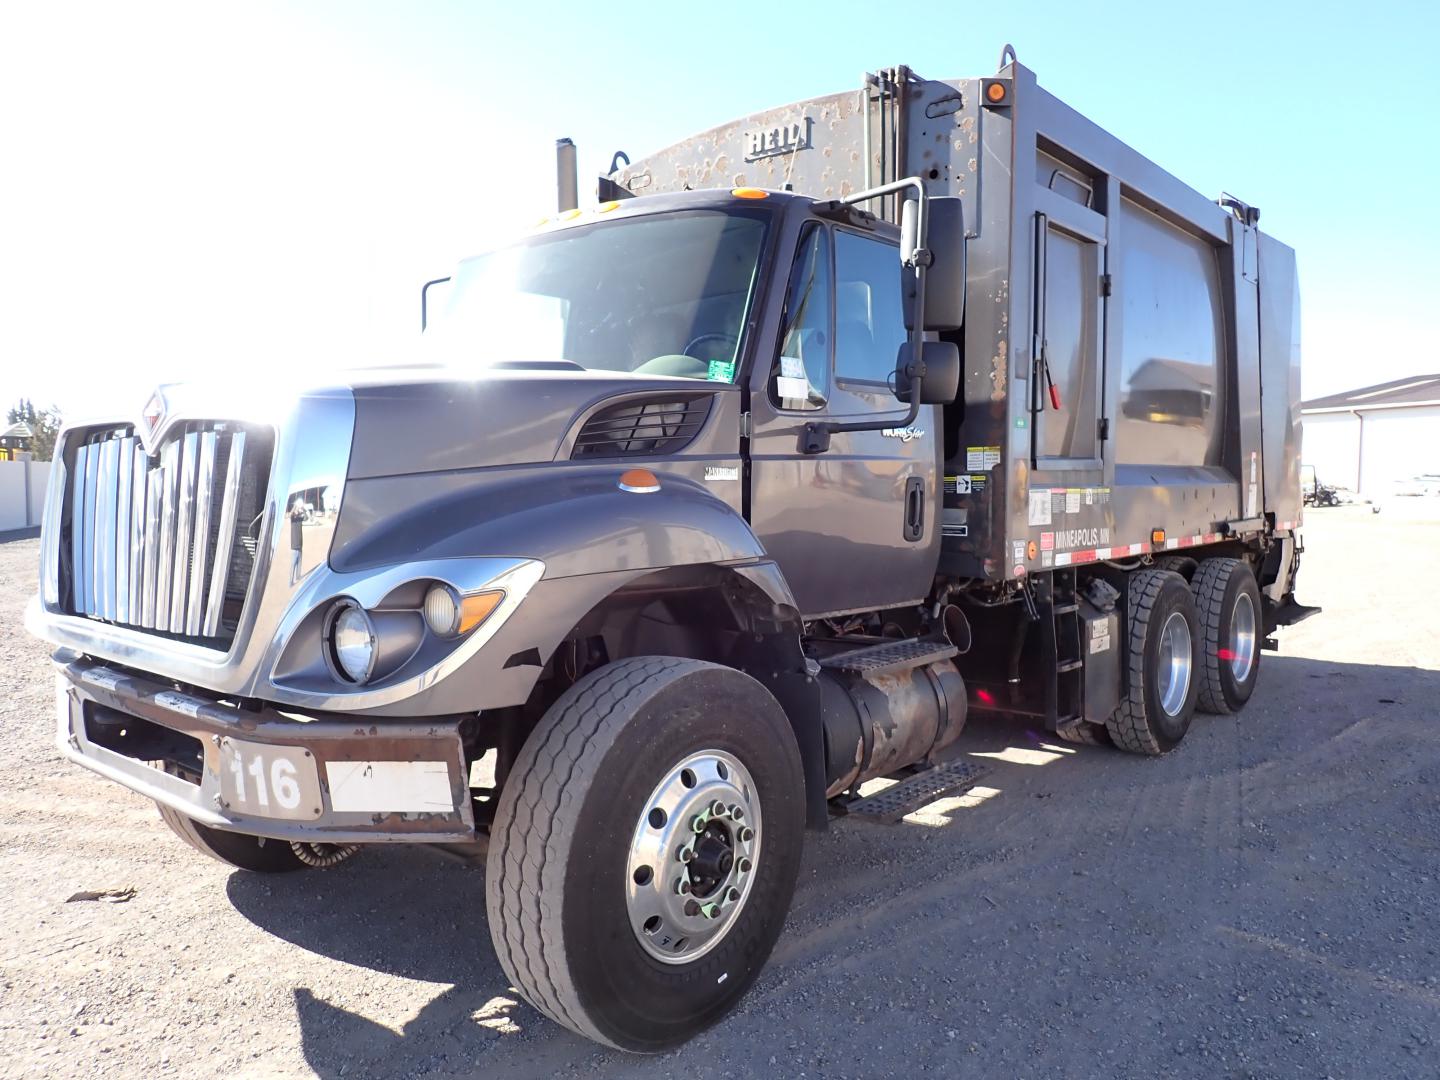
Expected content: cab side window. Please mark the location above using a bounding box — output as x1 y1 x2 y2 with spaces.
834 230 907 387
769 224 831 411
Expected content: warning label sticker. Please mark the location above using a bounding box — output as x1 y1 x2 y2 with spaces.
1089 622 1112 654
966 445 1002 471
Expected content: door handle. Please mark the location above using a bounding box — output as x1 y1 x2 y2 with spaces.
904 477 925 542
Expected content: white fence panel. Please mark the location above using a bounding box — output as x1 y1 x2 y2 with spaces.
0 459 51 532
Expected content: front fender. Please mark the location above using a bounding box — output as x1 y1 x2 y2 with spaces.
331 465 767 577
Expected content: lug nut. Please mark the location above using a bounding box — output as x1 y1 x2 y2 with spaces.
701 902 720 919
678 846 695 863
674 877 690 895
730 805 744 820
684 899 701 917
738 857 752 873
727 887 740 903
691 814 708 834
739 826 754 842
710 799 728 817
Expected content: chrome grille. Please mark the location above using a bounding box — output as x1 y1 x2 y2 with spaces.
64 423 268 645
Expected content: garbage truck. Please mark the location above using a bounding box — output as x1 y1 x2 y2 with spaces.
27 51 1315 1051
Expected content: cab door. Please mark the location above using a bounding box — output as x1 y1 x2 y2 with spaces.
747 220 941 618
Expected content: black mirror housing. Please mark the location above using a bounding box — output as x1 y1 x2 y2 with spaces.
903 196 967 332
893 340 960 405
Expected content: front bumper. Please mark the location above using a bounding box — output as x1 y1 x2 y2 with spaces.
55 655 476 844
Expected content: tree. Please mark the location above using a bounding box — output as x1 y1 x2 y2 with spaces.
7 399 62 462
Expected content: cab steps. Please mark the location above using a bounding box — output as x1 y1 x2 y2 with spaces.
818 637 958 677
834 759 991 825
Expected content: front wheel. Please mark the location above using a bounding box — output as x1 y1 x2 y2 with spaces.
485 657 806 1052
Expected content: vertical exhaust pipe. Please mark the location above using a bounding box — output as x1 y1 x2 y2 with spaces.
556 137 578 213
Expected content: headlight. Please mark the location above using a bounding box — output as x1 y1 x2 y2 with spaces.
424 584 505 639
423 584 461 637
327 600 377 683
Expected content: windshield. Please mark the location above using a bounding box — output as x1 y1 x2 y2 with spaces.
427 209 770 382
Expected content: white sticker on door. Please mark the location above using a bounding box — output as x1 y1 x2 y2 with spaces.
1028 490 1052 526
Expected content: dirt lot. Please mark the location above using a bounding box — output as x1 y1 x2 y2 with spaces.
2 505 1438 1079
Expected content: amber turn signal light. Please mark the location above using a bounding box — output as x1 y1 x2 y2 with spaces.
458 591 505 635
619 468 661 494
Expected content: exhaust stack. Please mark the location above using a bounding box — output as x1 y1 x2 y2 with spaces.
556 137 578 213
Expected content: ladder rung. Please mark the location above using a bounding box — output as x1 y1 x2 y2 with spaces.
1053 603 1079 615
1057 659 1083 673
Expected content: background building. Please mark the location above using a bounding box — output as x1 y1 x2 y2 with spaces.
0 421 33 462
1301 375 1440 496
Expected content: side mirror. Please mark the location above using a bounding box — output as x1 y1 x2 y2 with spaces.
901 196 966 332
894 341 960 405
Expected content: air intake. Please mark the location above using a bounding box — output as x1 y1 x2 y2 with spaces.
571 395 712 458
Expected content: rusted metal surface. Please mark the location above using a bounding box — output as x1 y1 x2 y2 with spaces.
823 660 967 797
613 76 982 229
57 657 475 843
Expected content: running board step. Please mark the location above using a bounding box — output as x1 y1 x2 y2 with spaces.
839 759 991 825
819 638 958 677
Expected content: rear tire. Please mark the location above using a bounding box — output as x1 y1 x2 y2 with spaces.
1054 722 1111 747
1191 557 1262 714
1106 570 1200 755
485 656 806 1052
156 804 309 873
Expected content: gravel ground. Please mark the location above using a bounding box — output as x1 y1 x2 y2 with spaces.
1 504 1438 1079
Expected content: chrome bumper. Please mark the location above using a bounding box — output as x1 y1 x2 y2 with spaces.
56 656 476 844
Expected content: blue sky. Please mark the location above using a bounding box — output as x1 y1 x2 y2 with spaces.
2 0 1436 419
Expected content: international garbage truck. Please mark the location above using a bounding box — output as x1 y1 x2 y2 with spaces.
28 52 1314 1051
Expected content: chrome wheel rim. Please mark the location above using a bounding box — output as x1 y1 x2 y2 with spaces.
1156 610 1193 717
625 749 761 965
1229 592 1257 683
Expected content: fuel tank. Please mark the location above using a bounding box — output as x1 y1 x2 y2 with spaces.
818 660 968 798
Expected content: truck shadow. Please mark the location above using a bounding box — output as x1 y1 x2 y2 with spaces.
225 652 1440 1079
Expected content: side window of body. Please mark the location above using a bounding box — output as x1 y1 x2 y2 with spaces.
834 229 907 390
769 223 831 412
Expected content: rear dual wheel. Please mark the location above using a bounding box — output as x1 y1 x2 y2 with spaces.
1191 558 1262 715
1106 569 1200 755
485 657 805 1052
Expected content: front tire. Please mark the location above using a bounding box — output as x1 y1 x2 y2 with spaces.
485 657 806 1052
1191 557 1262 714
1106 570 1200 755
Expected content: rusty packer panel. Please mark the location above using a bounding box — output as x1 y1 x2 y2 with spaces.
609 61 1302 588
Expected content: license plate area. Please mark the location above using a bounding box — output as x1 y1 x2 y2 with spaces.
217 737 324 820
